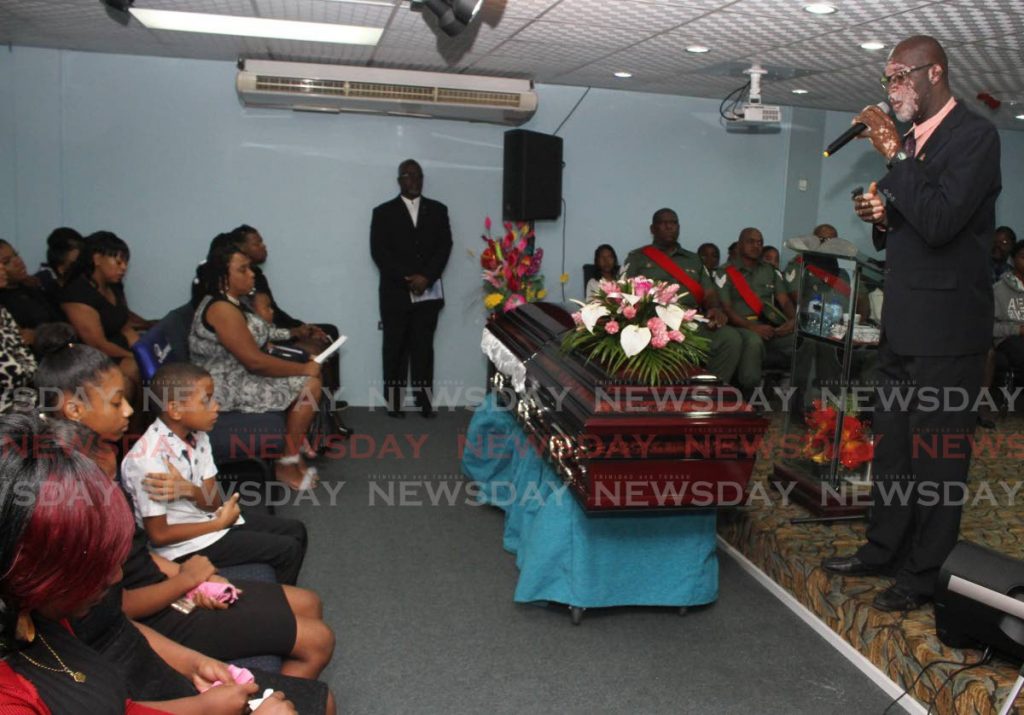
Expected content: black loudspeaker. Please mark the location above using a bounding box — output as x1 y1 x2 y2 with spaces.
935 540 1024 661
503 129 563 221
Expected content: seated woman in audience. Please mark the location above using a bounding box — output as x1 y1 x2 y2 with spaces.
0 238 63 346
0 266 37 413
34 226 83 301
229 227 349 435
0 413 165 714
190 241 323 490
60 231 143 396
994 240 1024 376
0 413 321 715
31 331 335 682
585 244 620 300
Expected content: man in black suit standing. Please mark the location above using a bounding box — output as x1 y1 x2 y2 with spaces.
370 159 453 418
822 36 1002 610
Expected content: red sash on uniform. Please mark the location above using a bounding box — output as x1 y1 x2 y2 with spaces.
724 265 764 315
641 246 705 304
804 263 852 298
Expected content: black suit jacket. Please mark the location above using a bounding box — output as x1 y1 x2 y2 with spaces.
873 102 1001 356
370 195 453 316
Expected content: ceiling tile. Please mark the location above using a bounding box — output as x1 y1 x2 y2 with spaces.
538 0 720 32
510 20 653 47
722 0 936 27
866 2 1024 45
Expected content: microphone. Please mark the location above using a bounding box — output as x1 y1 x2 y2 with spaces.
822 101 891 157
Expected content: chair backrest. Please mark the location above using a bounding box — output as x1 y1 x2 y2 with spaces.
131 302 194 382
582 263 598 292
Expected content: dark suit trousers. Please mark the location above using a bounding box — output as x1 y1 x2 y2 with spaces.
855 340 984 596
382 299 442 411
181 512 308 585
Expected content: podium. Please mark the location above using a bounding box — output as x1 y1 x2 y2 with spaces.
771 235 884 520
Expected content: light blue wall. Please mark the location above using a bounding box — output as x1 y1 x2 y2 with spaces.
2 46 1020 404
780 107 827 263
816 108 1024 259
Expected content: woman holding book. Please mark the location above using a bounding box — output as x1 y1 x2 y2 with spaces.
190 241 322 490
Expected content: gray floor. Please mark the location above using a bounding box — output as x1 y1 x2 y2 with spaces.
271 407 894 714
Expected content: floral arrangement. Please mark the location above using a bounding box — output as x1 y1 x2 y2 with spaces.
801 400 874 469
561 276 709 385
480 217 546 313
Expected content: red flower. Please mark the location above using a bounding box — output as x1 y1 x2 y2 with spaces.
481 247 498 271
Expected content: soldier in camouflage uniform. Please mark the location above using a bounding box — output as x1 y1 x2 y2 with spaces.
623 208 742 385
716 227 797 392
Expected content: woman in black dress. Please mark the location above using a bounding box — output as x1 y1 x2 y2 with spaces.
0 413 299 715
60 231 142 397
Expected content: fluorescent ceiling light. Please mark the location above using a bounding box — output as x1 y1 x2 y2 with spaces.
685 45 710 53
129 8 383 45
613 71 633 78
791 89 809 94
1017 114 1024 120
860 41 885 50
803 3 837 14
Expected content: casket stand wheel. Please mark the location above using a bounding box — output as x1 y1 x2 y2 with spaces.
570 606 585 625
678 607 689 616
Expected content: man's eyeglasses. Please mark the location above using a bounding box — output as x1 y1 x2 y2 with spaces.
880 64 932 89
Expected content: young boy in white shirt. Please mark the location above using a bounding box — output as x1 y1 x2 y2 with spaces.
122 362 308 584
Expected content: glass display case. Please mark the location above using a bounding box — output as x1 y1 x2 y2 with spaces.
772 236 885 521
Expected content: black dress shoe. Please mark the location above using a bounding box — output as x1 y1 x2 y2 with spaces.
978 413 996 430
331 412 353 437
821 555 885 576
387 410 406 419
873 584 931 612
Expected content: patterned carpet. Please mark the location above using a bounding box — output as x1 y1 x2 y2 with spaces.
717 413 1024 715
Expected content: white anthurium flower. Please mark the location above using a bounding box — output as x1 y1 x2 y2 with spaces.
619 292 641 306
655 304 685 331
620 325 652 357
578 302 609 333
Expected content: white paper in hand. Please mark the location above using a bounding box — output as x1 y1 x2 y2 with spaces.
248 688 275 710
314 335 347 365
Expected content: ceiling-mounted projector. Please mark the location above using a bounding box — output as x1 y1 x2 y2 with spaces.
738 63 781 125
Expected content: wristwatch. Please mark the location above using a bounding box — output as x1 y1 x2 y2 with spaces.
887 150 909 169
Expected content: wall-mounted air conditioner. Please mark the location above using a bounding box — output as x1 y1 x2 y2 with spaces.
236 60 538 126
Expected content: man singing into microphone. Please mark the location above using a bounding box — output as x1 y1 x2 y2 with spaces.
821 35 1002 611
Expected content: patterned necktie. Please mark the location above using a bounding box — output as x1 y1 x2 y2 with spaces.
903 132 917 158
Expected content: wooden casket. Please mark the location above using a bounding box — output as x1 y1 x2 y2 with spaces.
482 302 771 512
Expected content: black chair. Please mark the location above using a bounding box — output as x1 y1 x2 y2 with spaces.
582 263 598 291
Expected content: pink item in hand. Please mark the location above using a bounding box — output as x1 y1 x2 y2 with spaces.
187 581 241 605
199 664 256 692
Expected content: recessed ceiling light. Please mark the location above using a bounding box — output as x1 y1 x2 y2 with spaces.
685 45 710 54
791 89 809 94
860 41 885 50
613 71 633 78
129 8 382 45
803 3 837 14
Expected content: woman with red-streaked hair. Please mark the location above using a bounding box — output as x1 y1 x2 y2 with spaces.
0 413 165 713
0 414 306 714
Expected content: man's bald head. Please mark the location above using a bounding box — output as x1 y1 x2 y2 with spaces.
885 35 951 124
890 35 949 85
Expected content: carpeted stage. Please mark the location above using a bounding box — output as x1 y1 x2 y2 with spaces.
717 413 1024 715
